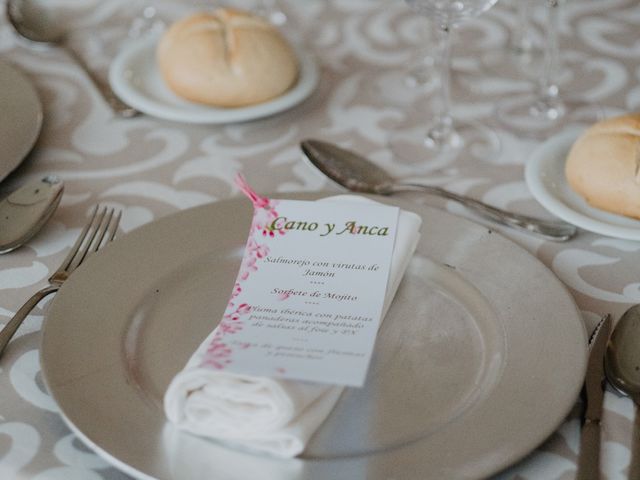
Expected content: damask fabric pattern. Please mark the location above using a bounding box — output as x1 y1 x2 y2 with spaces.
0 0 639 478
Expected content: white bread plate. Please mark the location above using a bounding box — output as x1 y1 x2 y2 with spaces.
108 34 319 124
525 127 640 241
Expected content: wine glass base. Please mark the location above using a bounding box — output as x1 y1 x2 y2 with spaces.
388 118 501 171
405 57 437 88
127 4 166 40
480 46 542 81
253 3 287 25
267 10 287 26
496 94 603 138
368 64 438 107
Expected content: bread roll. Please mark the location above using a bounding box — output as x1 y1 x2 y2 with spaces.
157 8 298 108
565 113 640 219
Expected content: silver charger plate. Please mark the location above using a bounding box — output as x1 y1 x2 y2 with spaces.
41 193 587 480
0 60 43 183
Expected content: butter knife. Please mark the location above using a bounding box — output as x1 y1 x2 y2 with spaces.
576 314 612 480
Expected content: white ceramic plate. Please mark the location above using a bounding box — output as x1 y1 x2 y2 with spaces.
525 128 640 240
41 194 587 480
108 34 319 124
0 60 43 182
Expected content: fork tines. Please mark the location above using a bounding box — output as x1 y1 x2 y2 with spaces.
62 206 121 272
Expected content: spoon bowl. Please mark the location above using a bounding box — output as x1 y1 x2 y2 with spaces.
606 305 640 403
300 139 577 242
301 140 395 195
7 0 65 43
0 176 64 254
605 304 640 477
6 0 138 117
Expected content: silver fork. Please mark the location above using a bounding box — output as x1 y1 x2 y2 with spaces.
0 206 121 357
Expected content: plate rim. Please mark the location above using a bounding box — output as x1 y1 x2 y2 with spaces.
0 60 43 182
108 34 320 124
40 194 587 479
525 128 640 241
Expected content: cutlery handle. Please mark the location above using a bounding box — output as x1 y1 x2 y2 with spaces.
64 46 138 118
394 182 577 241
576 418 601 480
630 405 640 480
0 285 59 357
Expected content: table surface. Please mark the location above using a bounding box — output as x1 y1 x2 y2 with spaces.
1 0 639 478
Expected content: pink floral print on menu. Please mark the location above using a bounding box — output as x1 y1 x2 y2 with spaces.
200 174 284 370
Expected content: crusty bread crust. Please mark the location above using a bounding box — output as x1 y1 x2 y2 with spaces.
157 8 298 108
565 113 640 219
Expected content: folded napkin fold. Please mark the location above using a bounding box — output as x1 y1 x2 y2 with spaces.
164 195 422 457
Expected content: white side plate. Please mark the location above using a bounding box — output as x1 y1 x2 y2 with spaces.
108 35 320 124
525 129 640 241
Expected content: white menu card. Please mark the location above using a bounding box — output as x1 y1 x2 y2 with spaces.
200 197 399 387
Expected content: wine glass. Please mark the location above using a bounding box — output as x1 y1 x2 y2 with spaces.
495 0 601 136
127 0 167 40
481 0 541 78
389 0 500 168
253 0 287 26
369 17 440 108
403 18 440 89
126 0 288 41
127 0 209 40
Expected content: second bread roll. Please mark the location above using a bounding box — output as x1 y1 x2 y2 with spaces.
157 8 299 108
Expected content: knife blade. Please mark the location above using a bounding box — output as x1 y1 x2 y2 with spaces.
576 313 612 480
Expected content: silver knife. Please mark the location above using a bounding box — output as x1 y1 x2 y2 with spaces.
576 314 612 480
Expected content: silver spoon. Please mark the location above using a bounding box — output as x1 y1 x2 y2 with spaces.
300 139 577 242
605 305 640 479
0 175 64 254
6 0 138 118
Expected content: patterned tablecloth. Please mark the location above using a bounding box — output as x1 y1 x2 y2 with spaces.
1 0 639 478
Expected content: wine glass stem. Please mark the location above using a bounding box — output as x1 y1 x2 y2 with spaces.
416 20 434 69
513 0 533 54
537 0 561 107
430 22 454 142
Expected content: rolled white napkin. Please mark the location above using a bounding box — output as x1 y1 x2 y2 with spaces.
164 195 422 457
